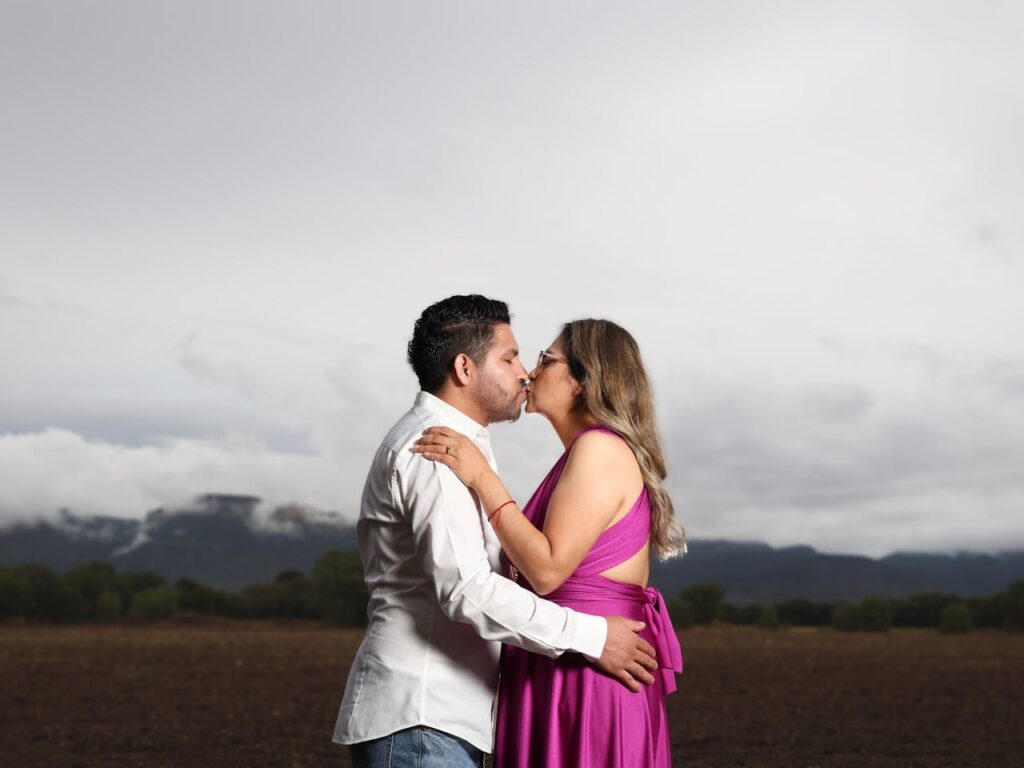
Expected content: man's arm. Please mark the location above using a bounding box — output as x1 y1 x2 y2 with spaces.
397 450 656 688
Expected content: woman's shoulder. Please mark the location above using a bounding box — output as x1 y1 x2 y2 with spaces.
565 427 640 479
572 425 626 449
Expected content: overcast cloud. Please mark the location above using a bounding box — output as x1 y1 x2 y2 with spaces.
1 1 1022 555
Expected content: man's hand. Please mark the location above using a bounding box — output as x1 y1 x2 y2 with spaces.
596 615 658 692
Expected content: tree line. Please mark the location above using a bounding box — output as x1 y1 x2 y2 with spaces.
0 549 368 625
2 553 1022 632
667 579 1024 633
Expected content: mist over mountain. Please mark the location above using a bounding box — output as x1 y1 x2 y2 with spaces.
1 496 1021 601
0 495 356 589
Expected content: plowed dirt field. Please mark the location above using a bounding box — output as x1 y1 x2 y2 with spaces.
1 623 1021 766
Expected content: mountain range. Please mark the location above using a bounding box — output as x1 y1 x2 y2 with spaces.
2 495 1021 603
0 495 356 590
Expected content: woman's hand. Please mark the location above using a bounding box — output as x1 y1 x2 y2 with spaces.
413 426 494 490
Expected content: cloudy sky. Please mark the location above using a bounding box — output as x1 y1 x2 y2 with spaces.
2 2 1022 556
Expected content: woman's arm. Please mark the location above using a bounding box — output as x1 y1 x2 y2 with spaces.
414 428 631 595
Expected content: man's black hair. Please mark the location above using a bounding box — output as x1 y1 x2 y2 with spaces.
407 295 511 394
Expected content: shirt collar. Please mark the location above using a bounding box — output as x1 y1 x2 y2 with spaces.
414 391 489 440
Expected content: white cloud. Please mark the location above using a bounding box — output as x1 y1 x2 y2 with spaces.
0 428 340 522
665 347 1024 555
1 2 1022 554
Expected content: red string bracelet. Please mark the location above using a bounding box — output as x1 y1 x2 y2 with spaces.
488 500 515 529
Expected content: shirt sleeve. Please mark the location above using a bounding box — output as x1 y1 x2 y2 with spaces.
396 450 607 660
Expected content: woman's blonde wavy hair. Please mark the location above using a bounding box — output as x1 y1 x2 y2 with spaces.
559 319 685 558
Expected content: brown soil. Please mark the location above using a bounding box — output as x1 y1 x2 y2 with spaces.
1 622 1021 767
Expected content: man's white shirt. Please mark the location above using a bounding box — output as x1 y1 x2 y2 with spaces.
333 392 607 752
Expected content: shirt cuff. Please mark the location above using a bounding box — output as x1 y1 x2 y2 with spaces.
571 612 607 661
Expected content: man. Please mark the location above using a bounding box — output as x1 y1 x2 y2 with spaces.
334 295 657 767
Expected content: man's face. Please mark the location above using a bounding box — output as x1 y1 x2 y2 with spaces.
471 323 529 424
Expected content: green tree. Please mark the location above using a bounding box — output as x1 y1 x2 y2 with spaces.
240 582 289 618
775 599 834 626
175 578 227 615
63 560 118 619
966 595 1004 629
312 549 368 626
861 598 893 632
274 570 317 617
95 590 122 622
757 605 780 630
680 582 726 625
891 593 959 628
939 602 973 633
128 587 178 621
0 567 35 620
667 598 694 629
222 591 250 619
115 571 166 609
831 602 862 632
1003 578 1024 632
19 565 73 621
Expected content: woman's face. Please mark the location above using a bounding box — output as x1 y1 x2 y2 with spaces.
525 338 581 417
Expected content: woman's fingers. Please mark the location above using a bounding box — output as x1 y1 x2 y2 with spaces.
414 443 449 456
418 428 475 453
412 435 460 465
414 435 451 450
417 449 455 466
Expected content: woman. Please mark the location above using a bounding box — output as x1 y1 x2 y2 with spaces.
414 319 685 768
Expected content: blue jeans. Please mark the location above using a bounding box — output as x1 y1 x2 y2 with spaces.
349 726 484 768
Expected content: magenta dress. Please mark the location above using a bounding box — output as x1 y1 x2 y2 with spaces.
495 426 684 768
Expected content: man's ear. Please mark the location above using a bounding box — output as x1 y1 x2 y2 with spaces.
452 352 474 387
